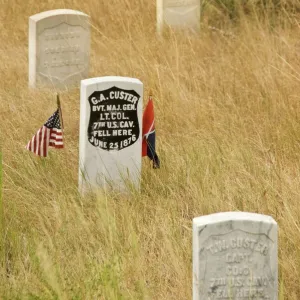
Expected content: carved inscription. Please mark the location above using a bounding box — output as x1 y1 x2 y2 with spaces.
87 87 140 151
38 22 88 81
198 230 275 300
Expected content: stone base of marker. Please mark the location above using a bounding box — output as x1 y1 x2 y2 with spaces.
193 212 278 300
29 9 90 89
79 76 143 194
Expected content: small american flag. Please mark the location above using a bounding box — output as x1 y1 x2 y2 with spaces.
26 109 63 157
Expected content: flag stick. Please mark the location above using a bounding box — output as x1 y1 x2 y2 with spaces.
56 93 64 131
56 93 65 150
56 93 60 109
146 139 160 169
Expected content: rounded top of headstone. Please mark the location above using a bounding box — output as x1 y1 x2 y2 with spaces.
30 9 89 21
193 211 277 226
81 76 143 87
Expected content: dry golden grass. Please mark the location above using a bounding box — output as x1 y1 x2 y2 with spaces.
0 0 300 299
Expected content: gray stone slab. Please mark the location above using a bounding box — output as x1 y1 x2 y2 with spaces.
79 76 143 194
157 0 201 34
29 9 90 89
193 212 278 300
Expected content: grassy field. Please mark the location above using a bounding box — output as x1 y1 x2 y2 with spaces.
1 0 300 299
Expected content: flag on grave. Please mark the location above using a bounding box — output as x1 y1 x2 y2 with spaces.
26 105 64 157
142 94 160 168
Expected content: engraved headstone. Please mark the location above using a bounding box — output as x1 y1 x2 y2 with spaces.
79 76 143 194
193 212 278 300
29 9 90 89
156 0 201 34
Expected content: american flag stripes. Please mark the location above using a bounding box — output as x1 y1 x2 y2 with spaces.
26 109 63 157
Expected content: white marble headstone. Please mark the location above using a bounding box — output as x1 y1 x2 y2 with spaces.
79 76 143 194
29 9 90 89
157 0 201 34
193 212 278 300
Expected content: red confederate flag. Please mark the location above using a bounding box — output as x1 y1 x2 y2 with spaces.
142 94 160 168
26 108 64 157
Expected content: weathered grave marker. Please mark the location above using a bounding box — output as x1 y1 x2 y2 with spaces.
157 0 201 34
79 76 143 194
29 9 90 89
193 212 278 300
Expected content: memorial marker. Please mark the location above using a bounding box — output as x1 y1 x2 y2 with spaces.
193 212 278 300
79 76 143 194
157 0 201 34
29 9 90 89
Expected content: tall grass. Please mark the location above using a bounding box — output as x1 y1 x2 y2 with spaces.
0 0 300 299
0 150 3 270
